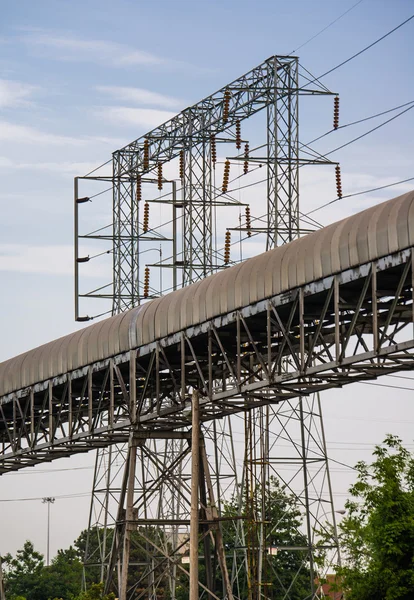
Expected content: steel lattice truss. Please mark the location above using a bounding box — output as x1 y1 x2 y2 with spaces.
84 55 333 314
2 248 413 470
3 245 414 598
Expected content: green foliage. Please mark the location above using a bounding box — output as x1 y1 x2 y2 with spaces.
4 540 83 600
4 540 45 600
73 582 115 600
336 435 414 600
43 546 83 599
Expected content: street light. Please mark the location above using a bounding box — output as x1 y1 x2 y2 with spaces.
42 497 55 566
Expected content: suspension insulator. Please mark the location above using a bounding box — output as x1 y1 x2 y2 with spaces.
223 89 231 124
143 202 150 233
236 120 241 149
143 139 150 170
157 162 163 190
179 150 184 181
243 143 249 174
143 266 150 299
224 230 231 264
245 205 252 238
333 95 340 130
335 165 343 199
210 135 217 167
222 160 230 193
136 176 142 203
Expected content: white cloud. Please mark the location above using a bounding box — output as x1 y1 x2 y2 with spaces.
95 106 176 129
96 86 183 110
21 31 164 68
0 79 36 108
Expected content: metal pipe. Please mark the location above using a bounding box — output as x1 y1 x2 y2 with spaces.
190 389 200 600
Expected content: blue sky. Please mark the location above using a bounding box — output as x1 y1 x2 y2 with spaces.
2 0 414 560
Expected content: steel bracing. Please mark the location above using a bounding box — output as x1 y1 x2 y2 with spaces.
2 246 414 597
74 55 333 317
2 248 413 466
74 54 337 597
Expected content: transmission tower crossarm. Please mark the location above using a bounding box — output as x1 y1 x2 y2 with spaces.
113 55 331 178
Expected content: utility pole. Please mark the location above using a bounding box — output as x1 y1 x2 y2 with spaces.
42 497 55 566
189 390 200 600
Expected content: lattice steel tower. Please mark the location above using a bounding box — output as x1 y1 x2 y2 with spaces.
75 55 341 600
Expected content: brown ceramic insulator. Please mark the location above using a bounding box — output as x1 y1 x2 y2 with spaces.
223 89 231 124
136 176 142 203
333 96 340 130
157 162 163 191
243 143 249 174
335 165 343 199
222 160 230 193
236 120 241 149
245 205 252 237
179 150 184 181
210 135 217 166
143 139 150 170
143 266 150 298
143 202 150 233
224 230 231 264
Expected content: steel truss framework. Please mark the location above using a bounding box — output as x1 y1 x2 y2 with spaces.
2 248 414 597
75 55 333 316
2 248 413 467
73 54 338 599
111 54 331 310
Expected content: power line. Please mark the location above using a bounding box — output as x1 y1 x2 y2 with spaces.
324 102 414 156
303 99 414 148
306 175 414 216
313 13 414 84
291 0 365 54
360 381 414 393
0 492 90 503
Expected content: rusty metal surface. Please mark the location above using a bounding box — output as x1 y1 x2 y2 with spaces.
1 190 414 399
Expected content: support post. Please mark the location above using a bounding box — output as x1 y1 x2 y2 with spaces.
299 398 315 598
190 390 200 600
120 438 137 600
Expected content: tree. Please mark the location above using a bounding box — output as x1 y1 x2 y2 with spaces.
3 541 83 600
43 546 83 599
335 435 414 600
73 582 115 600
4 540 45 600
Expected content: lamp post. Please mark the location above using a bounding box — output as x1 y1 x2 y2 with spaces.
42 497 55 566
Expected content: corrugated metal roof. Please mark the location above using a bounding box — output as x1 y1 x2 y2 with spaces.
1 190 414 398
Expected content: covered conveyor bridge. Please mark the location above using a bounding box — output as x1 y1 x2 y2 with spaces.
2 191 414 473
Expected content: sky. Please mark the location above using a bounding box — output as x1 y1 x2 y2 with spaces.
1 0 414 562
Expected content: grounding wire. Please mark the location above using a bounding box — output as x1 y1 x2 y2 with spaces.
306 13 414 88
306 175 414 216
83 157 112 178
304 99 414 148
323 102 414 157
